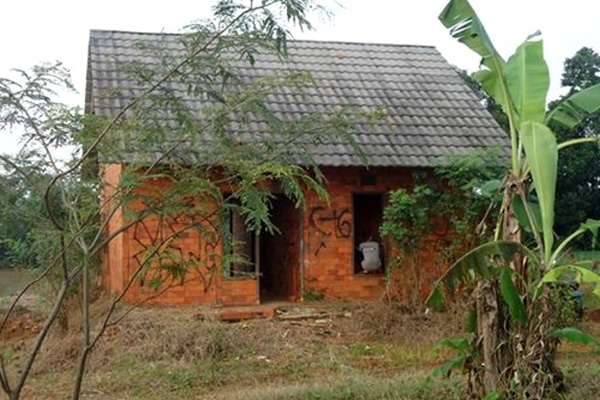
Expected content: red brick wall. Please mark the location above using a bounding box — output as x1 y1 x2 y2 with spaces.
100 165 259 306
302 167 408 300
301 166 450 302
100 164 127 293
100 164 449 305
220 279 259 306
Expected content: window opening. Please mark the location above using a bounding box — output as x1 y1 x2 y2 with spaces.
353 193 385 274
222 198 256 278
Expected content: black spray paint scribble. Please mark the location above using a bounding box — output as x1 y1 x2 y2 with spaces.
309 206 352 256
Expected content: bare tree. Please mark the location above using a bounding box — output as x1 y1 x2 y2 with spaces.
0 2 378 399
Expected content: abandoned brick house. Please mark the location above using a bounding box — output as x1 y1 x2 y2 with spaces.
88 30 506 306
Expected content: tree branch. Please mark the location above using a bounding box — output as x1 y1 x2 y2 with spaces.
45 0 279 235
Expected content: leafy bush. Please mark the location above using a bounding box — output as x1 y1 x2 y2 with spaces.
379 149 505 305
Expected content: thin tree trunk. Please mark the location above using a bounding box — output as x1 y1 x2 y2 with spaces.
475 281 500 393
72 255 91 400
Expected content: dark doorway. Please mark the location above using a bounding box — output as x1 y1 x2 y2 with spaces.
259 196 300 302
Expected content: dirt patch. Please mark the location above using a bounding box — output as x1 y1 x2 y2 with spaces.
587 309 600 322
1 293 43 341
0 309 42 341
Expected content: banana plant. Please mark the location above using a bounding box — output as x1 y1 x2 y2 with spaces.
440 0 600 265
430 0 600 397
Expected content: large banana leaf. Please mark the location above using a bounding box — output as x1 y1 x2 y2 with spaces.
541 265 600 298
505 32 549 126
439 0 501 69
439 0 519 174
550 327 600 347
433 356 466 378
547 83 600 128
432 337 470 377
500 267 528 325
439 0 513 117
472 69 514 122
427 241 538 309
434 337 470 352
513 195 542 233
520 122 557 263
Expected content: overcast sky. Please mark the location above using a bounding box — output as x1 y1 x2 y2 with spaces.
1 0 599 138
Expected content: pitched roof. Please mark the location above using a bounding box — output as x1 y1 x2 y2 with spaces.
86 30 508 167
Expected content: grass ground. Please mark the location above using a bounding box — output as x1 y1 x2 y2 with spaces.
1 301 599 399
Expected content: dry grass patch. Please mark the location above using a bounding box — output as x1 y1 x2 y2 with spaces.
2 300 599 399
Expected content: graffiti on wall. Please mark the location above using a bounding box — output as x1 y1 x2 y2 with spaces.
130 206 218 293
309 206 351 256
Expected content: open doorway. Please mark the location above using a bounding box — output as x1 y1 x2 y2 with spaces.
259 195 301 302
